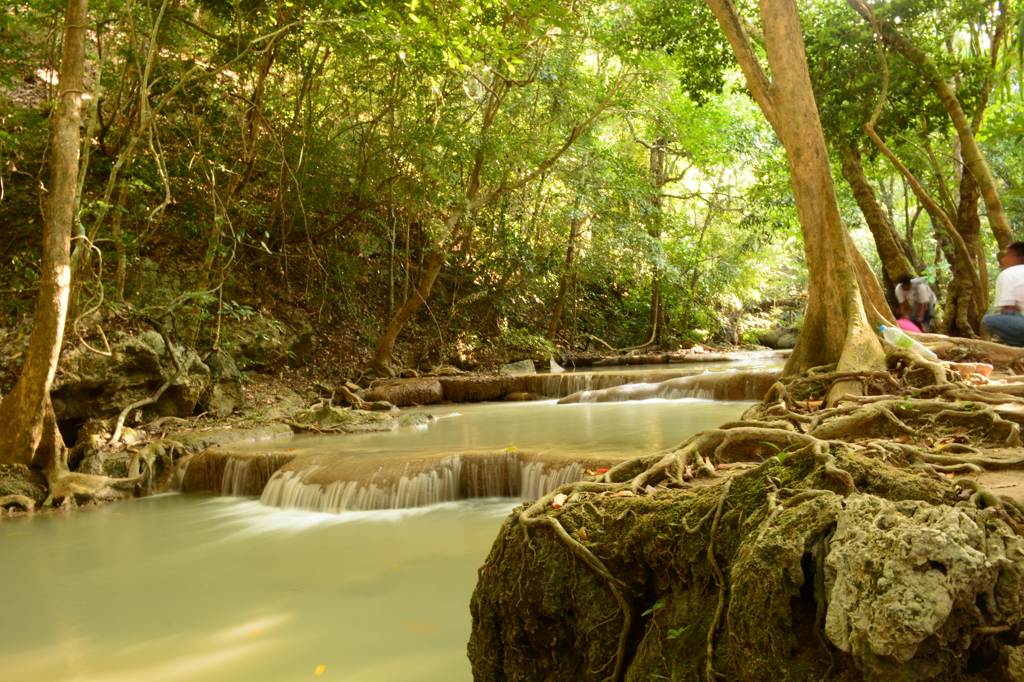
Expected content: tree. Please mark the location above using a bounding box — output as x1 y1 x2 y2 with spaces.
0 0 87 468
703 0 888 390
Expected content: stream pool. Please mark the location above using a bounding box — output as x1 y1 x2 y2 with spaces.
0 397 753 681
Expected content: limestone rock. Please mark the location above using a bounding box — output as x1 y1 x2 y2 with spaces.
292 405 357 429
759 328 800 349
500 359 536 374
825 494 1024 681
52 330 211 421
199 352 246 417
227 305 319 369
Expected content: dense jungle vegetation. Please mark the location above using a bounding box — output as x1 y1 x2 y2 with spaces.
4 0 1024 460
2 0 1017 377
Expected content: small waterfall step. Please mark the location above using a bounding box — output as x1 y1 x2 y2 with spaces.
181 447 630 513
557 369 781 404
366 363 783 406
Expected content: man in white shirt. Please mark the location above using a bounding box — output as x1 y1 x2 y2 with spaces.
982 242 1024 347
895 274 937 332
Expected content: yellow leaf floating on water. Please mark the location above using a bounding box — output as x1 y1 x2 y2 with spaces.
391 564 399 569
404 621 437 633
249 632 262 637
315 664 326 676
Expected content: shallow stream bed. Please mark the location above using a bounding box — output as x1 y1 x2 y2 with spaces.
1 397 753 681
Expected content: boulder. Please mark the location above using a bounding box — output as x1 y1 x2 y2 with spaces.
227 305 319 369
51 330 211 421
291 405 358 429
199 352 246 417
500 359 536 374
825 494 1024 681
759 328 800 350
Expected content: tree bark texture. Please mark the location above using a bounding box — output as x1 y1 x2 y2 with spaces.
0 0 87 467
548 212 582 341
840 147 912 288
705 0 886 385
944 172 984 337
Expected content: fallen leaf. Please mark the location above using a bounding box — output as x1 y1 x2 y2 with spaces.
404 621 436 633
391 564 399 569
551 493 568 509
610 490 634 498
578 527 589 541
895 435 913 444
954 426 968 438
645 485 657 495
315 664 326 675
249 631 262 637
715 462 746 470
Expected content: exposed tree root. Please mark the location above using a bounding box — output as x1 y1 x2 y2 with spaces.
470 350 1024 682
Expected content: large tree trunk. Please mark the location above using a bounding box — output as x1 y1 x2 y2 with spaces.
847 0 1013 253
840 147 913 288
943 171 984 337
705 0 886 393
0 0 87 467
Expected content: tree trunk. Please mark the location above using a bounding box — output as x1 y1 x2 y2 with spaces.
0 0 87 467
943 171 984 337
840 147 912 288
708 0 884 387
369 210 465 375
847 0 1013 253
705 0 886 393
646 142 667 346
548 211 582 341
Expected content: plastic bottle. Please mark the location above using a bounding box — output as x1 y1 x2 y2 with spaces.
878 325 939 360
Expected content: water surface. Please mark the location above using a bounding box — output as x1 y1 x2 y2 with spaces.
1 397 753 681
1 494 513 682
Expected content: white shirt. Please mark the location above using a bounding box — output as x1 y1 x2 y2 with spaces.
994 264 1024 314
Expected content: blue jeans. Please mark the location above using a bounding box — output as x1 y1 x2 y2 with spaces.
982 313 1024 347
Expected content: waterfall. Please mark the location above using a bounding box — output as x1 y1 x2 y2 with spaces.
256 451 602 513
558 369 781 403
221 457 254 497
520 461 585 500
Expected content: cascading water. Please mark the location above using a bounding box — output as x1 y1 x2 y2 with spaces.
256 451 593 513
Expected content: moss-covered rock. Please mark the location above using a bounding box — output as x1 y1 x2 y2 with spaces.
469 451 1024 682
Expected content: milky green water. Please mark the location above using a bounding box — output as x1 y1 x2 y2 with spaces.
0 398 752 682
1 494 515 682
233 398 755 458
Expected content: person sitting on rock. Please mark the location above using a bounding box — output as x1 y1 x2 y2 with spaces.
982 242 1024 347
895 273 937 333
